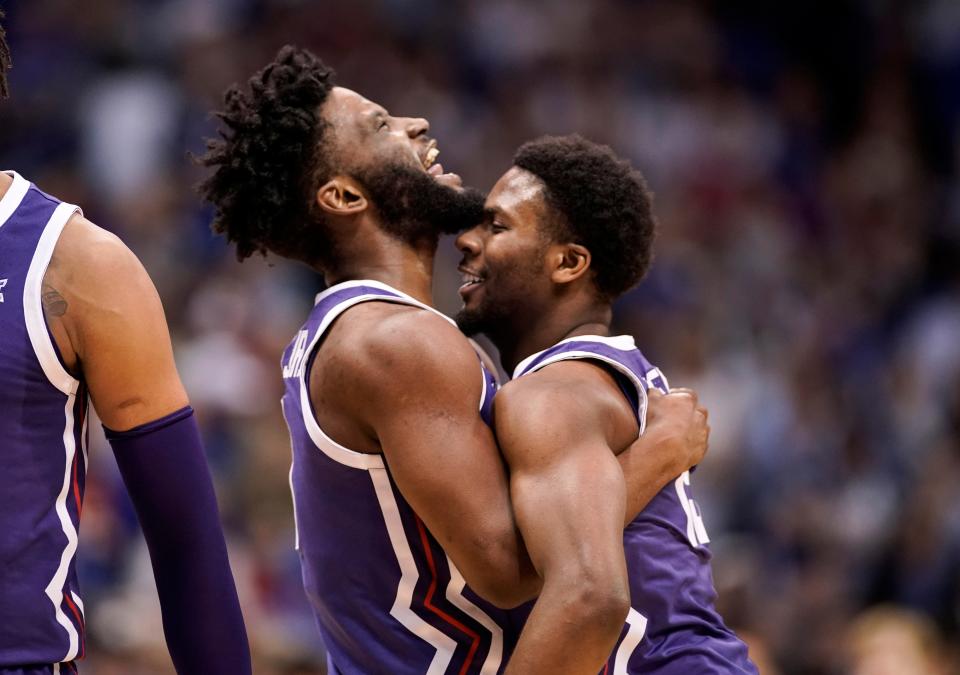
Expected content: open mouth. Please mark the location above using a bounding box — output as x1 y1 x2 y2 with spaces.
421 142 442 176
458 267 485 293
418 141 462 188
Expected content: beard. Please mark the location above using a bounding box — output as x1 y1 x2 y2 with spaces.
356 162 485 244
455 298 513 338
455 255 546 341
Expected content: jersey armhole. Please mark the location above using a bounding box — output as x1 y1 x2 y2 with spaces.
24 203 81 396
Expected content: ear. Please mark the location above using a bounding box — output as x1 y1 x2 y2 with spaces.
549 242 591 286
316 177 368 216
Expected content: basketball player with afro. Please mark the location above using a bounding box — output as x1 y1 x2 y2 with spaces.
199 46 710 673
455 135 758 673
0 12 250 674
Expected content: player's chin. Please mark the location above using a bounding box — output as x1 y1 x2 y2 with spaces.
454 306 486 336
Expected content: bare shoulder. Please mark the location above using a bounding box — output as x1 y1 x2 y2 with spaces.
327 300 481 388
495 360 636 457
50 214 151 288
42 214 166 370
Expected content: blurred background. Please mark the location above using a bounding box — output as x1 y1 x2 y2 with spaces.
2 0 959 673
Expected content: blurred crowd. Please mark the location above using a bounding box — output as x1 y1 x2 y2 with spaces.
2 0 959 673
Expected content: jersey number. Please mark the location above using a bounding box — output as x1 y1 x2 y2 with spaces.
674 471 710 547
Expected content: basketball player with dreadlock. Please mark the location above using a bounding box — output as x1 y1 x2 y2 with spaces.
0 12 250 674
199 46 710 674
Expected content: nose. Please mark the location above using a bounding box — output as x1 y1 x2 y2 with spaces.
456 224 483 257
405 117 429 138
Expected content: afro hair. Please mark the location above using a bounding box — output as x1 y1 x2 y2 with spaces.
513 134 656 300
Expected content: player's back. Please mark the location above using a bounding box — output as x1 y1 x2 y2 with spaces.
514 335 757 674
0 172 87 666
280 279 521 675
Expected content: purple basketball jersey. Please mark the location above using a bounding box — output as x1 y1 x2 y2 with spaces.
281 280 516 675
0 172 88 667
514 335 757 674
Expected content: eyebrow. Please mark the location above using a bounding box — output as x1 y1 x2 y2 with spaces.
365 108 389 129
482 207 498 221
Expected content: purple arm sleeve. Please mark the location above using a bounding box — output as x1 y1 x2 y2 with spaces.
105 406 252 675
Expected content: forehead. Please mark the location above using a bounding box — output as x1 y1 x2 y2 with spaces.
322 86 386 132
485 166 547 225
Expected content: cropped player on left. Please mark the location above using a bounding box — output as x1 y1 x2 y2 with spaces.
0 13 251 675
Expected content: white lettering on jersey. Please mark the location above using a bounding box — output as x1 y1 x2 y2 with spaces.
0 278 7 303
283 330 309 379
675 471 710 547
644 366 669 391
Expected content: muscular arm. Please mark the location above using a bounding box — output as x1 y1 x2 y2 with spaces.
45 215 251 672
327 307 541 608
496 362 635 675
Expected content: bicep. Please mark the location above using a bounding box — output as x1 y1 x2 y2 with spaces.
70 233 187 429
379 405 513 550
508 435 627 578
361 323 524 595
496 381 628 578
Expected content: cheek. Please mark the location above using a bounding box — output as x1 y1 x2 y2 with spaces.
487 243 546 289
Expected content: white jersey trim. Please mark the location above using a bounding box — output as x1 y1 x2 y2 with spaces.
294 280 502 670
517 337 657 670
512 334 637 379
444 555 504 674
370 467 457 674
297 292 407 471
299 281 490 469
0 171 30 231
613 608 649 674
24 201 82 396
45 390 81 661
516 348 652 435
313 279 457 326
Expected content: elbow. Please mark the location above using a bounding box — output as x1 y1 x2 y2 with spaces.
483 583 540 610
463 552 542 610
470 570 541 610
559 570 631 632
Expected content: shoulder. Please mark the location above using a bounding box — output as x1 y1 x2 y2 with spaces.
45 214 166 352
50 214 157 299
323 300 482 404
495 360 635 455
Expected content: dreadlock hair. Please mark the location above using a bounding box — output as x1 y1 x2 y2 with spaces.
0 9 12 99
198 46 336 264
513 134 656 301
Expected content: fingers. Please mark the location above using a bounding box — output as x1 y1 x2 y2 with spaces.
667 387 698 407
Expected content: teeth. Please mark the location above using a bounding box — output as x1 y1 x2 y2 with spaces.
424 147 439 169
460 272 482 288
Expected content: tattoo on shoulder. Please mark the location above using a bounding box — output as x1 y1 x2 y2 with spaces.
42 284 68 317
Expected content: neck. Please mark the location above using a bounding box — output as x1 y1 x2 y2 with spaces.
324 225 438 306
0 171 12 199
495 301 612 373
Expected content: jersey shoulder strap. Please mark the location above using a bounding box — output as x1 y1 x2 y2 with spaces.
513 335 669 435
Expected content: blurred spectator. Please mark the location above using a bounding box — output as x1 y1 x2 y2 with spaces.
845 605 956 675
1 0 958 672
